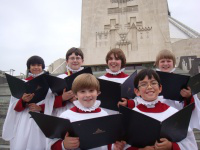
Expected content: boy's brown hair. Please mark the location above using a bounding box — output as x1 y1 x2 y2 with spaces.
72 74 100 94
155 49 176 67
134 69 161 89
66 47 84 60
106 48 126 68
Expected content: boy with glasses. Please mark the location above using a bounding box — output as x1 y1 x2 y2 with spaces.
52 47 84 116
123 69 198 150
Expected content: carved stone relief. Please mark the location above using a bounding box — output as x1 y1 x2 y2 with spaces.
95 0 152 52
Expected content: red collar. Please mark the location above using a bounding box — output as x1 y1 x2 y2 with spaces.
104 72 129 78
137 101 169 113
70 106 101 113
25 76 34 81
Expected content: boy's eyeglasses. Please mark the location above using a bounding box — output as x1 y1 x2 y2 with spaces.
138 81 159 89
68 57 82 61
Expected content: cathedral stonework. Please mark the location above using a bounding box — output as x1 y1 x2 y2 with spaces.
81 0 171 66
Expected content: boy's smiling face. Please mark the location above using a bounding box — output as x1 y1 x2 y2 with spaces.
107 53 122 72
75 88 100 108
67 53 83 70
134 76 162 102
158 58 174 72
29 64 43 75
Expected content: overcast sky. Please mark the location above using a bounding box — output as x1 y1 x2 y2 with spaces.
0 0 199 75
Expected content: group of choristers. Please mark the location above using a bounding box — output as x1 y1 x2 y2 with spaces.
2 48 200 150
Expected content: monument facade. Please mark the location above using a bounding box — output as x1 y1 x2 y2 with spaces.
81 0 171 66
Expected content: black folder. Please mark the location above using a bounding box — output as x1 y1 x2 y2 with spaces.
5 73 49 103
45 67 93 95
157 71 200 101
119 103 194 148
98 71 137 111
29 112 123 149
188 73 200 95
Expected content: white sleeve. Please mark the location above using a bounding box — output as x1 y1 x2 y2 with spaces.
177 128 198 150
44 89 55 115
189 94 200 130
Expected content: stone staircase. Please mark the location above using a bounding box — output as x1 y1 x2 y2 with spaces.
0 69 200 149
0 83 10 150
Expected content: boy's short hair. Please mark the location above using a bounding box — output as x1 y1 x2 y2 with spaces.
134 69 161 89
72 74 100 94
106 48 126 68
66 47 84 60
155 49 176 67
26 55 45 70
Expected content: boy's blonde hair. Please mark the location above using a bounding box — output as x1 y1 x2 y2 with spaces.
72 74 100 94
155 49 176 67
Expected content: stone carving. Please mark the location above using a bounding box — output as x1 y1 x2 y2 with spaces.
96 0 152 51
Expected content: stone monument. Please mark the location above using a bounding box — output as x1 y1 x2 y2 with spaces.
81 0 171 67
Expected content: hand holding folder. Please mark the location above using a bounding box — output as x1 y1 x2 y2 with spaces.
119 103 194 148
5 73 49 103
157 71 200 101
29 112 123 149
30 103 193 149
98 70 137 111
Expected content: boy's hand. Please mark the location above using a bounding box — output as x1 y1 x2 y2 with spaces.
155 138 172 150
28 103 42 112
113 141 126 150
62 89 75 101
22 93 34 102
63 132 80 149
118 98 128 107
180 87 192 99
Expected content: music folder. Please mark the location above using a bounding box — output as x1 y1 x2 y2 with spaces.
29 112 123 149
98 71 137 111
119 103 194 148
5 73 49 103
157 71 200 101
45 67 93 95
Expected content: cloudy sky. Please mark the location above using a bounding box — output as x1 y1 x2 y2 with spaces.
0 0 199 75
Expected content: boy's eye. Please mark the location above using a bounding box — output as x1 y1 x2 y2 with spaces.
89 89 94 92
80 90 85 93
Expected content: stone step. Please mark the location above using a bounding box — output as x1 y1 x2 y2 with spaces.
0 145 10 150
196 140 200 150
0 137 9 145
0 96 11 103
194 130 200 140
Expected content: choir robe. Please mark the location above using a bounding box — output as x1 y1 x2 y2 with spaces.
99 72 129 115
2 76 55 150
154 69 200 130
48 104 109 150
125 97 198 150
52 71 75 117
128 94 200 130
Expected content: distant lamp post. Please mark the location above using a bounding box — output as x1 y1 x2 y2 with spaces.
10 69 15 76
20 73 25 79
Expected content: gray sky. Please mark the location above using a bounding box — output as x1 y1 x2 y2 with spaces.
0 0 199 75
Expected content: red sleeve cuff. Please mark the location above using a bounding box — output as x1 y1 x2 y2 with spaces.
53 96 63 108
127 99 135 109
183 96 195 109
14 99 26 112
126 147 139 150
172 142 180 150
51 140 62 150
39 104 45 113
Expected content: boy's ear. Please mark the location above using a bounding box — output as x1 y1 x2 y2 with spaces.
97 91 101 96
158 84 162 94
134 88 141 97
